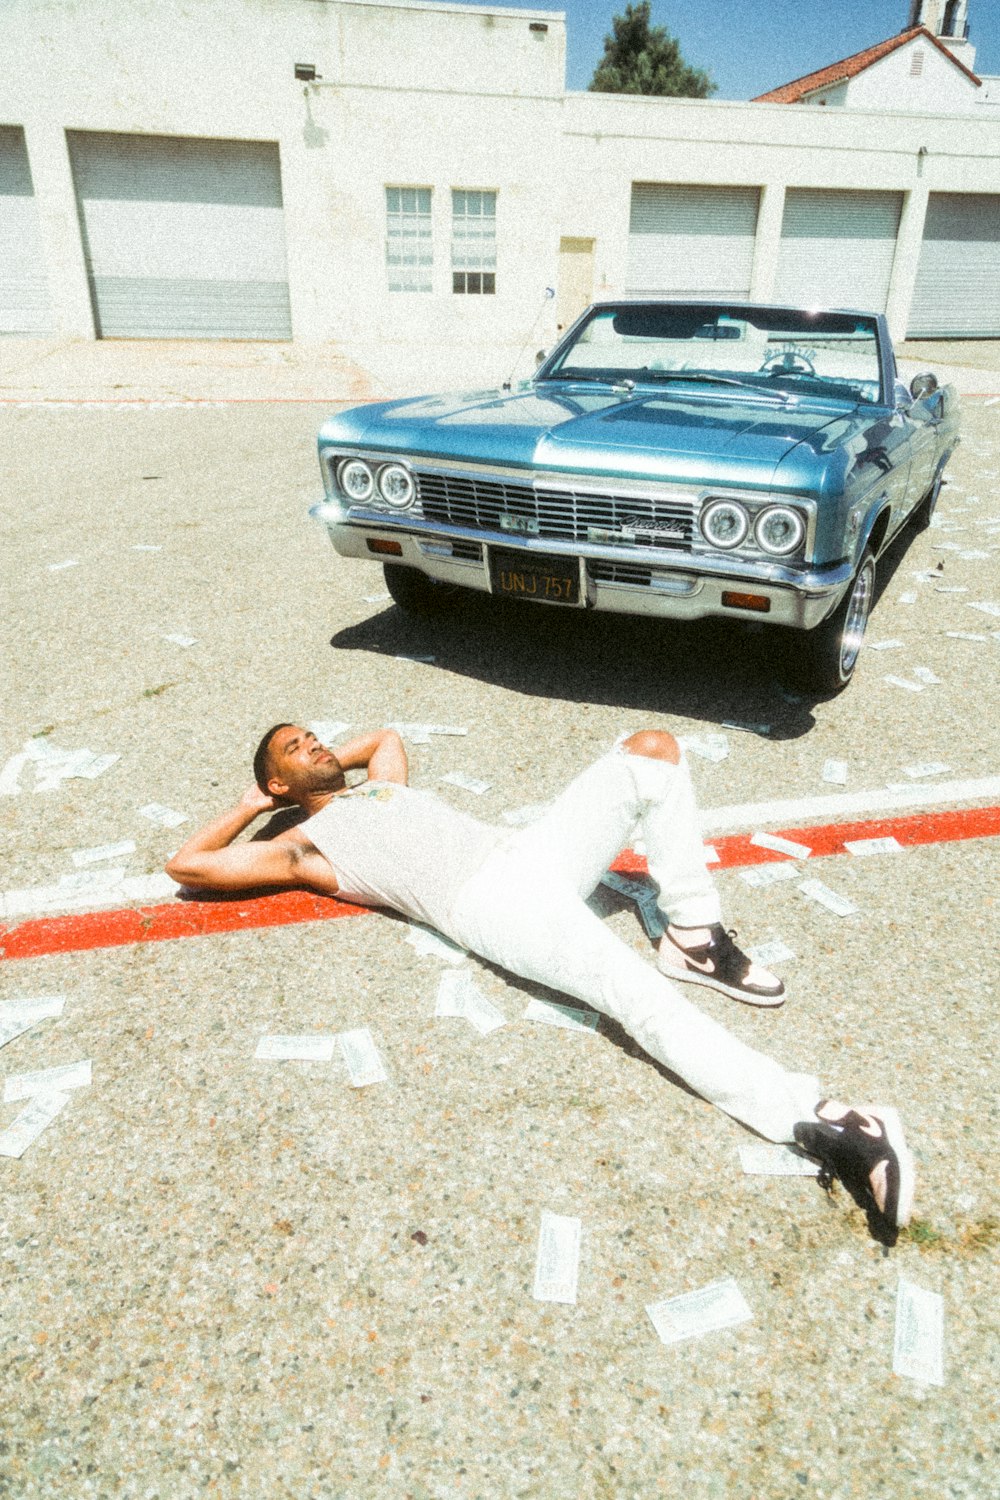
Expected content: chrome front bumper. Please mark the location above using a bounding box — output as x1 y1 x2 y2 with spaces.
309 501 854 630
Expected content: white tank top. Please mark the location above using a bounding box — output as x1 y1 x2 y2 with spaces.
300 782 501 933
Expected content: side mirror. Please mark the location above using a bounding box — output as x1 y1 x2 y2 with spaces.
910 371 939 401
534 349 547 367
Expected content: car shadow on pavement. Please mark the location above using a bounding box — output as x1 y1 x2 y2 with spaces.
330 599 820 738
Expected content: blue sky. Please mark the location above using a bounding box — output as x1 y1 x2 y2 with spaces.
476 0 1000 96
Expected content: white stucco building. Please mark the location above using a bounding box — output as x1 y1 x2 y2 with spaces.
1 0 999 374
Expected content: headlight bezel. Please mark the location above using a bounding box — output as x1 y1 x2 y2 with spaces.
377 462 416 509
754 505 806 557
337 457 375 504
700 499 750 551
697 492 811 561
329 453 417 512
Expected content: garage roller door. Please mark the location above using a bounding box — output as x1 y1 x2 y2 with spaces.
0 127 51 334
774 190 903 313
67 132 292 340
908 194 1000 337
626 185 760 296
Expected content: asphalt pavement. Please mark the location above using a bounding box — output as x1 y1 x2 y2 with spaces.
0 369 998 1498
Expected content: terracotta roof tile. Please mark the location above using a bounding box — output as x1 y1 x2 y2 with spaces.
752 26 981 103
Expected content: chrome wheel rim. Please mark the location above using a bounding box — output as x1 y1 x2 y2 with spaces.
840 564 873 677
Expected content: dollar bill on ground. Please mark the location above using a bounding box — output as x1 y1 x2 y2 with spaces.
0 752 29 797
893 1278 944 1386
739 862 801 888
405 924 467 965
362 591 391 603
903 762 951 779
47 559 79 571
307 720 351 744
968 600 1000 617
71 839 137 867
600 872 663 938
338 1028 387 1087
884 675 924 693
721 721 771 736
750 831 812 860
934 585 967 593
440 771 491 795
910 666 942 685
0 1091 71 1159
822 759 848 785
944 631 987 641
867 638 904 651
4 1059 92 1103
138 802 188 828
798 879 858 917
844 837 903 857
163 633 197 648
746 940 795 967
0 997 65 1052
532 1210 581 1304
898 592 917 605
646 1277 752 1346
738 1142 818 1176
254 1035 337 1062
523 998 599 1033
434 972 505 1034
680 733 730 763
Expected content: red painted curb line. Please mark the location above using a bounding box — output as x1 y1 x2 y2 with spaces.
2 803 998 963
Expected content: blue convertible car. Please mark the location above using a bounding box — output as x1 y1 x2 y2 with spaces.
311 301 959 693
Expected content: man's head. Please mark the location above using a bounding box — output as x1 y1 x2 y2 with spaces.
253 723 345 805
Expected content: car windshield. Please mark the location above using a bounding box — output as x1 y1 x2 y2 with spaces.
540 303 884 406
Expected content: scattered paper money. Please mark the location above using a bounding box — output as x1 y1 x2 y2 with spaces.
0 1092 71 1159
903 762 951 779
958 550 991 561
138 802 188 828
738 1143 818 1176
739 862 801 888
884 675 924 693
703 845 719 864
646 1278 752 1346
722 721 771 737
405 924 466 964
434 972 504 1034
394 653 436 664
362 591 391 603
47 559 79 572
746 939 795 967
338 1027 387 1087
798 879 858 917
944 631 987 641
71 839 137 867
0 753 28 797
532 1211 581 1305
308 720 351 744
750 832 812 860
680 733 730 763
911 666 942 685
523 998 599 1033
4 1059 92 1103
440 771 491 795
893 1278 944 1386
0 1015 49 1051
56 868 127 896
898 592 917 605
600 872 663 939
0 996 65 1026
968 601 1000 617
163 633 197 648
132 543 162 551
844 836 903 857
867 639 904 652
934 585 967 593
822 759 848 786
254 1035 337 1062
435 971 469 1018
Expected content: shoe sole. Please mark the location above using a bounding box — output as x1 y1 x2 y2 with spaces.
656 956 786 1007
861 1103 916 1229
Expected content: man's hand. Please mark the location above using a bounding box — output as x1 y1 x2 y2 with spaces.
238 783 281 818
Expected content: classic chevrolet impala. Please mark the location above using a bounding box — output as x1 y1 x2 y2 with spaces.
310 301 959 692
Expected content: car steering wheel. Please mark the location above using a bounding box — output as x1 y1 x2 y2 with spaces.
761 350 816 377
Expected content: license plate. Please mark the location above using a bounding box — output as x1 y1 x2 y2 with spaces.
490 548 580 605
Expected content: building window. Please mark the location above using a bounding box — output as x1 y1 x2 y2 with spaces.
910 48 924 76
452 190 496 295
386 187 432 293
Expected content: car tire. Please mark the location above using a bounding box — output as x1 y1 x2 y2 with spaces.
913 465 945 532
782 549 876 696
383 562 464 618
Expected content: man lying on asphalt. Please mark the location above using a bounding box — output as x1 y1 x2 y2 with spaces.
166 723 915 1239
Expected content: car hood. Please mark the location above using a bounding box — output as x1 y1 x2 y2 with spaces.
322 383 851 489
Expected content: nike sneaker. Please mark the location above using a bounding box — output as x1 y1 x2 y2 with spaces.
794 1101 915 1234
657 923 786 1006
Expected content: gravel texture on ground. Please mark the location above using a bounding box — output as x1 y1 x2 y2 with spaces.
0 394 998 1498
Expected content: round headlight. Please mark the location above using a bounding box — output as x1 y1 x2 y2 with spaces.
338 458 374 503
755 506 805 556
701 500 749 550
377 463 415 509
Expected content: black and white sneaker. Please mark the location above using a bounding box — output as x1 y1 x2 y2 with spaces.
794 1101 915 1236
657 924 785 1007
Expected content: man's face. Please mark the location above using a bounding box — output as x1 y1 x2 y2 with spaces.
266 726 345 801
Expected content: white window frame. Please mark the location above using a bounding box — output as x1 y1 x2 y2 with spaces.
386 186 433 294
451 189 497 296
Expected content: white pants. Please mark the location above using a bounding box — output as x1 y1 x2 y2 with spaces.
447 746 821 1142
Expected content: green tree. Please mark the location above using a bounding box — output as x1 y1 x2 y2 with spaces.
589 2 716 98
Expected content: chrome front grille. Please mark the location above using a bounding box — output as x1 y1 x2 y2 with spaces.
416 470 695 551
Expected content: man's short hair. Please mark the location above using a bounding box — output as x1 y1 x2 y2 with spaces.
253 723 294 793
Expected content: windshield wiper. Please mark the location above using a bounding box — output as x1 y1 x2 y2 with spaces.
635 370 790 402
